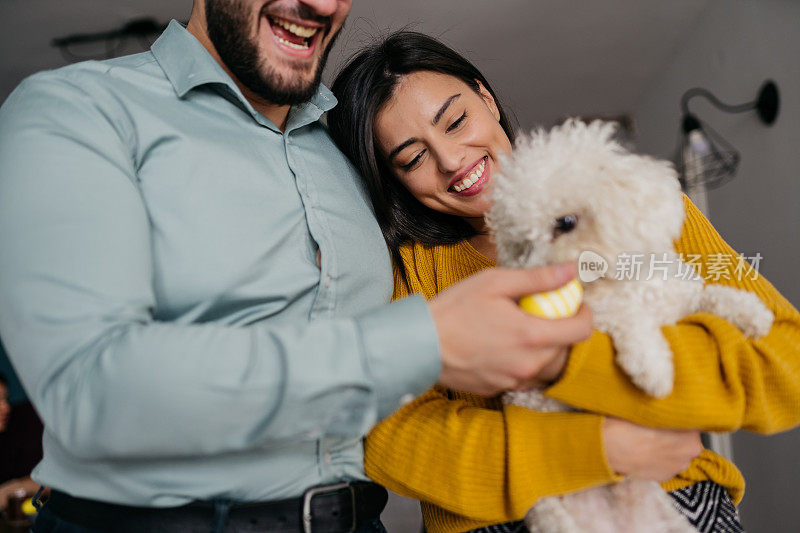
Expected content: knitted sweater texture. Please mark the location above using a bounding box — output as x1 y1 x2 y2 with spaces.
364 196 800 532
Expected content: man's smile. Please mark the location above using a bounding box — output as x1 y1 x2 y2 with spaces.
263 12 326 58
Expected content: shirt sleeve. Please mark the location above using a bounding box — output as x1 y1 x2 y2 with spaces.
546 196 800 433
0 73 440 461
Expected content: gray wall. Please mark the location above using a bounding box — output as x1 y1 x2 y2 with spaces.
633 1 800 531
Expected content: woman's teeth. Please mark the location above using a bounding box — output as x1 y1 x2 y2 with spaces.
453 158 487 192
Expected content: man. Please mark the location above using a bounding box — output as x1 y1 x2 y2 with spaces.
0 1 594 531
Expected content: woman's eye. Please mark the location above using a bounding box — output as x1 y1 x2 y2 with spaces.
446 112 467 132
401 150 425 171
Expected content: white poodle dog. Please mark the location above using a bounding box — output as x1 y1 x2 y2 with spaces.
487 119 773 533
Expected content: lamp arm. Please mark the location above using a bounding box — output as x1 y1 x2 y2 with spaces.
680 87 758 116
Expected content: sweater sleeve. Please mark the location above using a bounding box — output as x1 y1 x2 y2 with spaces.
365 387 619 524
546 196 800 433
366 245 620 524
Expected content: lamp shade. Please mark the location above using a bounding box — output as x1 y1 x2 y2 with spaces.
677 115 740 191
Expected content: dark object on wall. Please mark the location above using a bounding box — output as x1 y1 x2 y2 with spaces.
51 18 178 62
676 80 780 192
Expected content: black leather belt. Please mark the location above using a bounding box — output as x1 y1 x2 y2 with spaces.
42 482 388 533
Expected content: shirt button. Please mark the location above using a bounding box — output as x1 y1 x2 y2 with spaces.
324 450 332 464
400 394 415 406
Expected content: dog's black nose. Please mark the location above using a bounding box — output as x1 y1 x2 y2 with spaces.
554 214 579 237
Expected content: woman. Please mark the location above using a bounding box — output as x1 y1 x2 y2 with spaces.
327 32 800 533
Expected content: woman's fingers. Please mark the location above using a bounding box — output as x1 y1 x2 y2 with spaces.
603 417 704 481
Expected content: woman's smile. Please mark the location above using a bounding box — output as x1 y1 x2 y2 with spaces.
449 156 489 195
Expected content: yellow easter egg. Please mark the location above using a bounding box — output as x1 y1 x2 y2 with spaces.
22 497 37 516
519 278 583 319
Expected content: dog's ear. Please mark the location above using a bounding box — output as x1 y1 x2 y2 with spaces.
598 153 685 250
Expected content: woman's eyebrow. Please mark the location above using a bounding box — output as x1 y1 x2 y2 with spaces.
433 94 461 125
388 93 463 161
388 138 419 161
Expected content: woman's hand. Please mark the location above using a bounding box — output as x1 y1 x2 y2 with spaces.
602 417 703 481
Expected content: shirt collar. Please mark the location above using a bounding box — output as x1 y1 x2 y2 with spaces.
151 20 337 130
151 20 237 99
287 85 337 130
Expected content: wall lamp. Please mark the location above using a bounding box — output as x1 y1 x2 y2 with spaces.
51 18 173 63
677 79 779 192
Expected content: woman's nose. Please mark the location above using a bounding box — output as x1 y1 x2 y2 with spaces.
432 143 465 175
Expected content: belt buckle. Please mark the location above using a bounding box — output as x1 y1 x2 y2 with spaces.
302 482 355 533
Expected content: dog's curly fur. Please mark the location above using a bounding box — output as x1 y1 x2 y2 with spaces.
487 119 773 533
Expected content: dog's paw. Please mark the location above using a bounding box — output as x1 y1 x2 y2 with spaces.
699 285 774 338
631 366 674 398
614 336 675 398
737 293 774 338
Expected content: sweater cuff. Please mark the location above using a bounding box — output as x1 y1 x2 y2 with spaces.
355 294 441 419
504 406 621 517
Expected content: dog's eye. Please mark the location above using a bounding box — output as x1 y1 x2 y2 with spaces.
553 214 579 237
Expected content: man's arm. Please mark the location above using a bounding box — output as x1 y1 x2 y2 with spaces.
0 73 441 460
0 73 592 463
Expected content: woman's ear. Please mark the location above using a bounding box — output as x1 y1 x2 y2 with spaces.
476 80 501 121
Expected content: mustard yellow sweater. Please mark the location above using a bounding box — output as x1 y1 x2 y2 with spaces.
364 196 800 533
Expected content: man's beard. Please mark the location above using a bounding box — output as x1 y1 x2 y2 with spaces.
205 0 338 106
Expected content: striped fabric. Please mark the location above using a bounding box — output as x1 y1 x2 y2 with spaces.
669 480 744 533
466 481 743 533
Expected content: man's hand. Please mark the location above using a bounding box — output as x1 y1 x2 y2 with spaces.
603 418 703 481
428 263 593 396
0 477 39 511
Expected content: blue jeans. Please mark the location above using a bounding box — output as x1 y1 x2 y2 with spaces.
31 502 388 533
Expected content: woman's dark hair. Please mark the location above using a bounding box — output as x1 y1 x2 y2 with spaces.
328 31 516 273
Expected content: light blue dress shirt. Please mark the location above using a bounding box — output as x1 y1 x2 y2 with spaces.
0 21 440 506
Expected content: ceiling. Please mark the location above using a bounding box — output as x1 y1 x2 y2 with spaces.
0 0 711 128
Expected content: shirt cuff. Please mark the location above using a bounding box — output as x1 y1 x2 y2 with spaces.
355 294 441 419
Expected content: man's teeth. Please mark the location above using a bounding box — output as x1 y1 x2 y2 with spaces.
273 17 319 38
277 37 309 50
453 159 487 192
